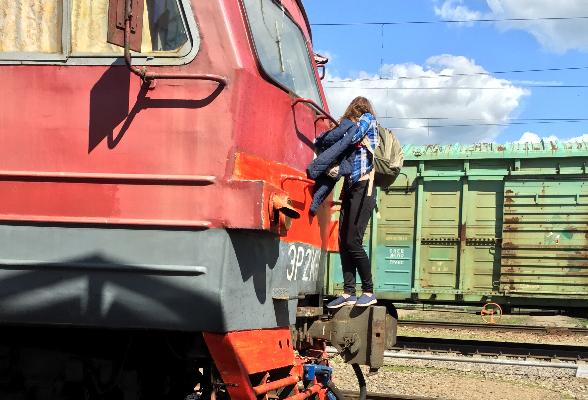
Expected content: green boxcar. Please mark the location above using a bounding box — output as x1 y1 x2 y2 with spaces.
325 141 588 308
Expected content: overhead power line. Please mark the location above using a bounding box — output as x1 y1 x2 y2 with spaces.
381 119 588 130
379 117 588 121
325 65 588 83
312 16 588 26
323 84 588 90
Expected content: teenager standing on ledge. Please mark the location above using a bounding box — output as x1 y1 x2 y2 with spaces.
327 96 378 308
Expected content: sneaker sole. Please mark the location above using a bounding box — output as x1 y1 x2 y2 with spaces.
327 300 357 309
355 300 377 307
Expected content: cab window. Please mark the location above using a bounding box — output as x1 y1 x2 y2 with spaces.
0 0 63 54
71 0 189 54
242 0 322 105
0 0 195 61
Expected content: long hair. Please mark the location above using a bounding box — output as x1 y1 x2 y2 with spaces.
341 96 376 122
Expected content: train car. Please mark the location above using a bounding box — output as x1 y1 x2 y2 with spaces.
326 141 588 312
0 1 394 399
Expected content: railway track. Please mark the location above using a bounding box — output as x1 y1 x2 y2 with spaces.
340 390 436 400
393 336 588 361
398 320 588 335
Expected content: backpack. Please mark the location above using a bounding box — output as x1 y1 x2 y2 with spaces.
363 124 404 189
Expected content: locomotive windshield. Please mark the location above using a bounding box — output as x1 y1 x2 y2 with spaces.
243 0 322 105
0 0 192 58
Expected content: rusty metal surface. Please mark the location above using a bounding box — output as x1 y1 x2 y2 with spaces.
303 306 396 369
107 0 143 52
501 179 588 298
404 141 588 161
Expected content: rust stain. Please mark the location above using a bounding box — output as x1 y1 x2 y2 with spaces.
496 145 506 151
504 217 520 224
459 223 467 243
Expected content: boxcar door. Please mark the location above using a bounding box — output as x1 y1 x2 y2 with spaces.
417 178 462 301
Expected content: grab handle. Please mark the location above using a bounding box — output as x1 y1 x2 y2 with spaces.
122 0 227 86
292 98 338 126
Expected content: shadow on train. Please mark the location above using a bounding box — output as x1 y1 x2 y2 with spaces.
0 253 222 330
229 230 292 326
88 65 224 153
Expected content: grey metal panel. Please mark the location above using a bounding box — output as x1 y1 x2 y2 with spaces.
0 225 324 332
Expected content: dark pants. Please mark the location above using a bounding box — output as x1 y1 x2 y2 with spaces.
339 180 376 296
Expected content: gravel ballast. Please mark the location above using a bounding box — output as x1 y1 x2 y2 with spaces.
330 355 588 399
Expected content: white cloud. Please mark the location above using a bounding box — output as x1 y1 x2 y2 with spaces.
434 0 482 26
434 0 588 53
516 131 588 143
324 54 529 145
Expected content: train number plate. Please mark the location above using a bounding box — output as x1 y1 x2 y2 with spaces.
286 244 320 282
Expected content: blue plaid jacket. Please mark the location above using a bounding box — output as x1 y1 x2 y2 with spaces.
349 113 378 184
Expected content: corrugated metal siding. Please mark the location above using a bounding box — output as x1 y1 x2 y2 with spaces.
460 180 502 298
419 180 461 293
501 180 588 298
403 141 588 161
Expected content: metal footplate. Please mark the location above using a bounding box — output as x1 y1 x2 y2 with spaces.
297 306 397 369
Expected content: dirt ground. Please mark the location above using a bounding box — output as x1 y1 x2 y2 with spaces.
331 358 588 400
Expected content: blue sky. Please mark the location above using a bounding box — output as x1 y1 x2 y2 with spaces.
304 0 588 144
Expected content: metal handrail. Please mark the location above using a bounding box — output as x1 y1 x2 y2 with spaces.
292 98 338 126
123 0 227 86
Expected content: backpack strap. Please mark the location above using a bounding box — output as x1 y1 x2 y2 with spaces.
360 136 375 196
360 131 377 196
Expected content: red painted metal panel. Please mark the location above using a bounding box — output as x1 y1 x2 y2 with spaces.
0 1 330 244
204 328 300 400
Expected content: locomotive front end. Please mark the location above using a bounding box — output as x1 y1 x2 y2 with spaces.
0 0 396 398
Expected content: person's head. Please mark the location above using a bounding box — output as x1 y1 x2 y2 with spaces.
341 96 376 122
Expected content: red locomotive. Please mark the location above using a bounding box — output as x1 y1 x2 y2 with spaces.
0 1 395 398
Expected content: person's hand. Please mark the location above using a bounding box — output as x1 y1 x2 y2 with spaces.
327 165 340 178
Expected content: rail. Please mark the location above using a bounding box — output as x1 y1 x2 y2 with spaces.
393 336 588 361
398 320 588 335
340 390 436 400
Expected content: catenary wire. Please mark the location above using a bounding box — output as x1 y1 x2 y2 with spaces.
311 16 588 26
323 84 588 90
378 119 588 130
379 117 588 121
324 65 588 82
311 17 588 128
